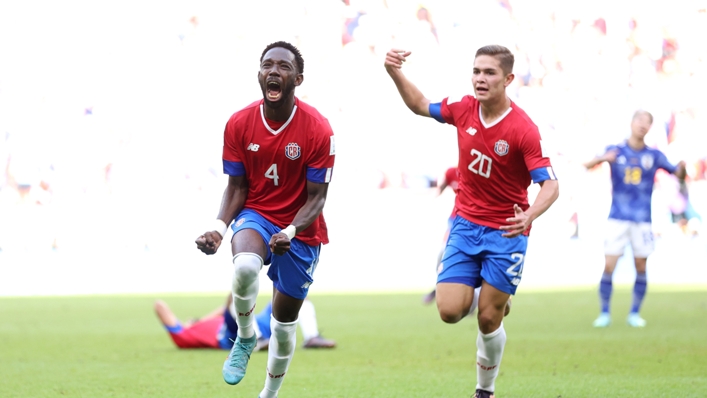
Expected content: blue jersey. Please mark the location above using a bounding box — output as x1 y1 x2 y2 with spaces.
607 142 677 223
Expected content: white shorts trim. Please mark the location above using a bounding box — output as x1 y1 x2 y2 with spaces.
604 219 655 258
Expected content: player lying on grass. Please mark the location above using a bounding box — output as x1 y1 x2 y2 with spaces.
154 295 335 351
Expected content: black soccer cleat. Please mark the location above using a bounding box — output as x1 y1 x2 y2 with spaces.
473 389 495 398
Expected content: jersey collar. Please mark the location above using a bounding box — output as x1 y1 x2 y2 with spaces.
260 103 298 135
478 104 513 129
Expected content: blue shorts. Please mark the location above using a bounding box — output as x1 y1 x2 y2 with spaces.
437 216 528 295
231 209 320 300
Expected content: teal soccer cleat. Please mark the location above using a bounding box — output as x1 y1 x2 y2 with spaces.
223 335 257 385
627 313 647 328
592 312 611 328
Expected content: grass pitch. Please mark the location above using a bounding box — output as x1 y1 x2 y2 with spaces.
1 288 706 397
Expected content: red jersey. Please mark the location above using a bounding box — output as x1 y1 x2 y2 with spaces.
443 167 460 218
444 167 460 194
437 95 554 232
222 97 335 246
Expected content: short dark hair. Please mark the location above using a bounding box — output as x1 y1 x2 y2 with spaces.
475 45 514 75
632 110 654 124
260 41 304 74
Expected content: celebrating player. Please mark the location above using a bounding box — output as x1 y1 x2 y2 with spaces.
384 45 559 398
583 110 686 328
195 41 335 398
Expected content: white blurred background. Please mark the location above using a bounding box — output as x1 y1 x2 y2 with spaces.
1 0 706 297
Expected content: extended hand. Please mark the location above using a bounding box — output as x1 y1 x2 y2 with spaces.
499 204 530 238
195 231 223 255
384 49 411 72
269 233 291 256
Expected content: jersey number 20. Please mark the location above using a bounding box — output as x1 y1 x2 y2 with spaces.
468 149 492 178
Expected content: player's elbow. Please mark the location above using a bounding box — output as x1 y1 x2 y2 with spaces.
543 179 560 202
410 100 431 118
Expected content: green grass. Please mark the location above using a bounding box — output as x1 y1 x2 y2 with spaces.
1 288 707 397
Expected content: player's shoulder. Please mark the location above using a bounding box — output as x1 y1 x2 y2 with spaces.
295 98 333 134
508 102 538 129
612 141 628 151
295 98 326 120
229 99 261 122
445 93 476 106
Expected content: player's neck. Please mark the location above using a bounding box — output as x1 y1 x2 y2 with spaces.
263 97 297 122
627 136 645 150
479 96 511 124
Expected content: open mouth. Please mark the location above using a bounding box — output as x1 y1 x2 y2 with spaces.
475 87 488 95
267 81 282 101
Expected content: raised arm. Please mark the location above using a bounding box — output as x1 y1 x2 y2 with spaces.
195 175 248 255
583 149 617 170
384 49 431 117
270 180 329 255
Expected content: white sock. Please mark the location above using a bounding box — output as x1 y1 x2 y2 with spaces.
476 323 506 392
298 300 319 342
261 316 297 397
468 287 481 316
231 253 263 339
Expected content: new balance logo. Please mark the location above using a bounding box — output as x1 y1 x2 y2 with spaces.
466 127 477 136
247 143 260 151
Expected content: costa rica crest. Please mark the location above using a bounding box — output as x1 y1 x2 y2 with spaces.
285 142 301 160
494 140 509 156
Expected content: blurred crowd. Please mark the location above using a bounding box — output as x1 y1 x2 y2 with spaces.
1 0 705 253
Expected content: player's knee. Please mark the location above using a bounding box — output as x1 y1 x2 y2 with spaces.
232 253 263 294
438 307 463 324
477 310 501 333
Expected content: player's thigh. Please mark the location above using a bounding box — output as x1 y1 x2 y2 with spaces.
437 243 482 288
268 241 320 300
604 219 631 256
479 232 528 295
230 209 274 261
436 243 481 314
436 282 476 317
629 222 655 258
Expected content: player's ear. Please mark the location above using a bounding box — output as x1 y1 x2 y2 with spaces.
504 72 515 88
295 73 304 87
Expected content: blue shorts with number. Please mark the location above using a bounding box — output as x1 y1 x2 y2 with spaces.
231 209 320 300
437 216 528 295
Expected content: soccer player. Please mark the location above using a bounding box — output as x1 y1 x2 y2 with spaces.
422 166 459 305
384 45 559 398
154 296 336 350
195 41 335 398
583 110 686 328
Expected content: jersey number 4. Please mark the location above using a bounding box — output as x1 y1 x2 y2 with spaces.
468 149 492 178
265 164 280 186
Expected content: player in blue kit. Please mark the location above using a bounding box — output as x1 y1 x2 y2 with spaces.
584 110 686 328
